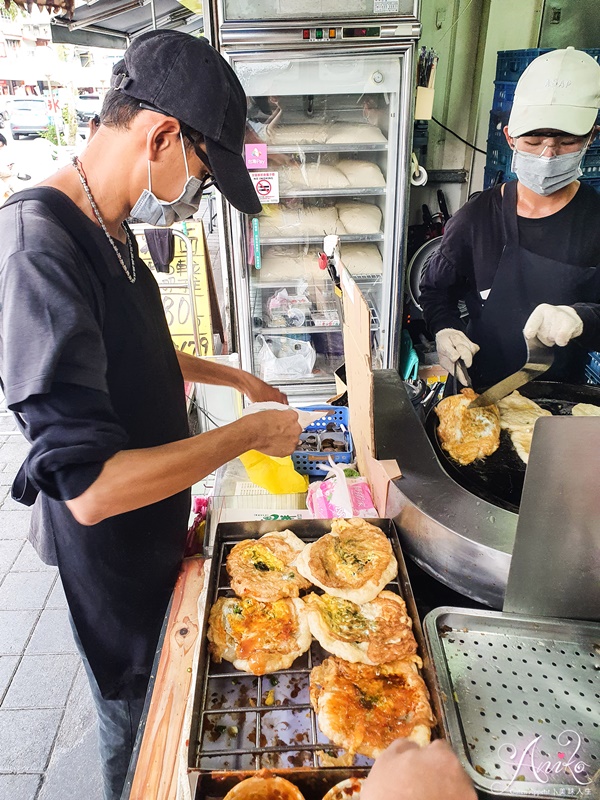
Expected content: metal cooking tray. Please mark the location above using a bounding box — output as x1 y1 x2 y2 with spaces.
188 519 441 800
424 608 600 799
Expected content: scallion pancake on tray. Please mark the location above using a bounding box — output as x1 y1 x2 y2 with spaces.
310 656 435 758
208 596 311 675
293 518 397 604
226 530 312 602
304 591 417 665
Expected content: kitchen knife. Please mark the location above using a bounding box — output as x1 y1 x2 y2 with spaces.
468 335 554 408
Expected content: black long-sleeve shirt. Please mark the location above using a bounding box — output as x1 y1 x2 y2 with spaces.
420 183 600 350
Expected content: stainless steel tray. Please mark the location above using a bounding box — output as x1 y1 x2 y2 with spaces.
189 519 441 799
424 608 600 799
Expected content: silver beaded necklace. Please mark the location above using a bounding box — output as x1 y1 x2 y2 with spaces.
71 156 136 284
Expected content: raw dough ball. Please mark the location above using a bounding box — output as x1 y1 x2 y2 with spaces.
336 160 386 188
258 248 324 281
572 402 600 416
336 202 382 234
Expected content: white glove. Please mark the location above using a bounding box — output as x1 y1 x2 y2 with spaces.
435 328 480 383
523 304 583 347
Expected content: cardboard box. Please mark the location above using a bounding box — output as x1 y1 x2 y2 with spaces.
340 268 401 516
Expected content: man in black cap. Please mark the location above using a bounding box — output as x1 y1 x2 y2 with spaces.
0 31 301 799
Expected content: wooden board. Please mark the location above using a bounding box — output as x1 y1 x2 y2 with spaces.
129 556 207 800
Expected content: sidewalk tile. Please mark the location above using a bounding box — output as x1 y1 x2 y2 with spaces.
46 579 68 610
26 609 78 656
0 441 29 462
0 610 38 655
1 494 31 512
0 774 42 800
0 572 55 610
0 708 62 771
12 541 56 573
0 539 22 572
0 655 18 698
0 511 31 540
3 654 79 710
0 472 15 486
38 666 102 800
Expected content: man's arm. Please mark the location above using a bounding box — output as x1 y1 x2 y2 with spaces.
175 350 287 404
66 408 301 526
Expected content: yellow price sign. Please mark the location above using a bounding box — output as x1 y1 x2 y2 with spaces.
134 221 214 357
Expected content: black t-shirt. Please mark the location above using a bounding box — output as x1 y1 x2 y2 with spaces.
0 189 191 700
420 182 600 349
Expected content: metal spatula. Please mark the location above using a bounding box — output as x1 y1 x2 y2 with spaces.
468 335 554 408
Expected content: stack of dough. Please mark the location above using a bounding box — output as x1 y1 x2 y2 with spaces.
340 243 383 276
278 163 350 190
258 248 324 282
268 124 329 145
278 160 385 191
259 205 346 237
337 160 386 188
267 122 387 145
336 202 382 234
258 202 382 238
326 123 387 144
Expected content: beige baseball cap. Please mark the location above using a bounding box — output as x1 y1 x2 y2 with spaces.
508 47 600 137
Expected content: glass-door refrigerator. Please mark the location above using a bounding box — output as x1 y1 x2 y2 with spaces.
207 0 421 401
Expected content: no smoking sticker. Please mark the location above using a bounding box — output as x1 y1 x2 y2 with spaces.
250 171 279 204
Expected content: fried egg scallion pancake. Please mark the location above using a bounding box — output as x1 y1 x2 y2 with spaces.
435 388 501 466
208 596 311 675
223 769 306 800
305 591 417 665
310 656 435 758
294 518 398 604
227 530 312 602
497 390 552 464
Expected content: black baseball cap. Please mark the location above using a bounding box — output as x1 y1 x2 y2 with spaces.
110 30 262 215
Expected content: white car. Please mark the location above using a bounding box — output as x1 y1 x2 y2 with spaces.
8 98 49 139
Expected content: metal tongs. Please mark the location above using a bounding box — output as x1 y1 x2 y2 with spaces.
468 335 554 409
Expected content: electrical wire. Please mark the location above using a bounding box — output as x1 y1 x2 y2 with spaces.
432 116 487 155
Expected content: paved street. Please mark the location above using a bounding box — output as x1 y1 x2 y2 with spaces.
0 404 103 800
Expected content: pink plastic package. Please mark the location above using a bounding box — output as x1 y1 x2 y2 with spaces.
307 462 378 519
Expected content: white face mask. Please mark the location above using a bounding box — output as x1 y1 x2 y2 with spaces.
511 144 587 197
130 131 205 226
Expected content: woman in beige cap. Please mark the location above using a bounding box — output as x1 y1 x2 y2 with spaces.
421 47 600 389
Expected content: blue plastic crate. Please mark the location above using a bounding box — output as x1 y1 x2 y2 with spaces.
495 48 600 82
492 81 517 115
291 404 354 475
487 111 509 152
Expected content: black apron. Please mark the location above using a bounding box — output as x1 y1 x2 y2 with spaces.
467 180 600 389
4 188 190 700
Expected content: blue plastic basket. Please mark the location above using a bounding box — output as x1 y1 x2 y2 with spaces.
292 404 354 476
495 48 600 82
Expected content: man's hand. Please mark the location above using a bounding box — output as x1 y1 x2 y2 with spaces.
243 375 288 405
361 740 477 800
523 304 583 347
435 328 480 382
247 409 301 457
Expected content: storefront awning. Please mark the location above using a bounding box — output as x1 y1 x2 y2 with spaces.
50 0 203 50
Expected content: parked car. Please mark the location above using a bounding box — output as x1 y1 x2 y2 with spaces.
9 98 49 139
75 94 102 125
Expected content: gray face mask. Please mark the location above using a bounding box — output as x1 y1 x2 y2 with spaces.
130 132 205 226
511 145 586 197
